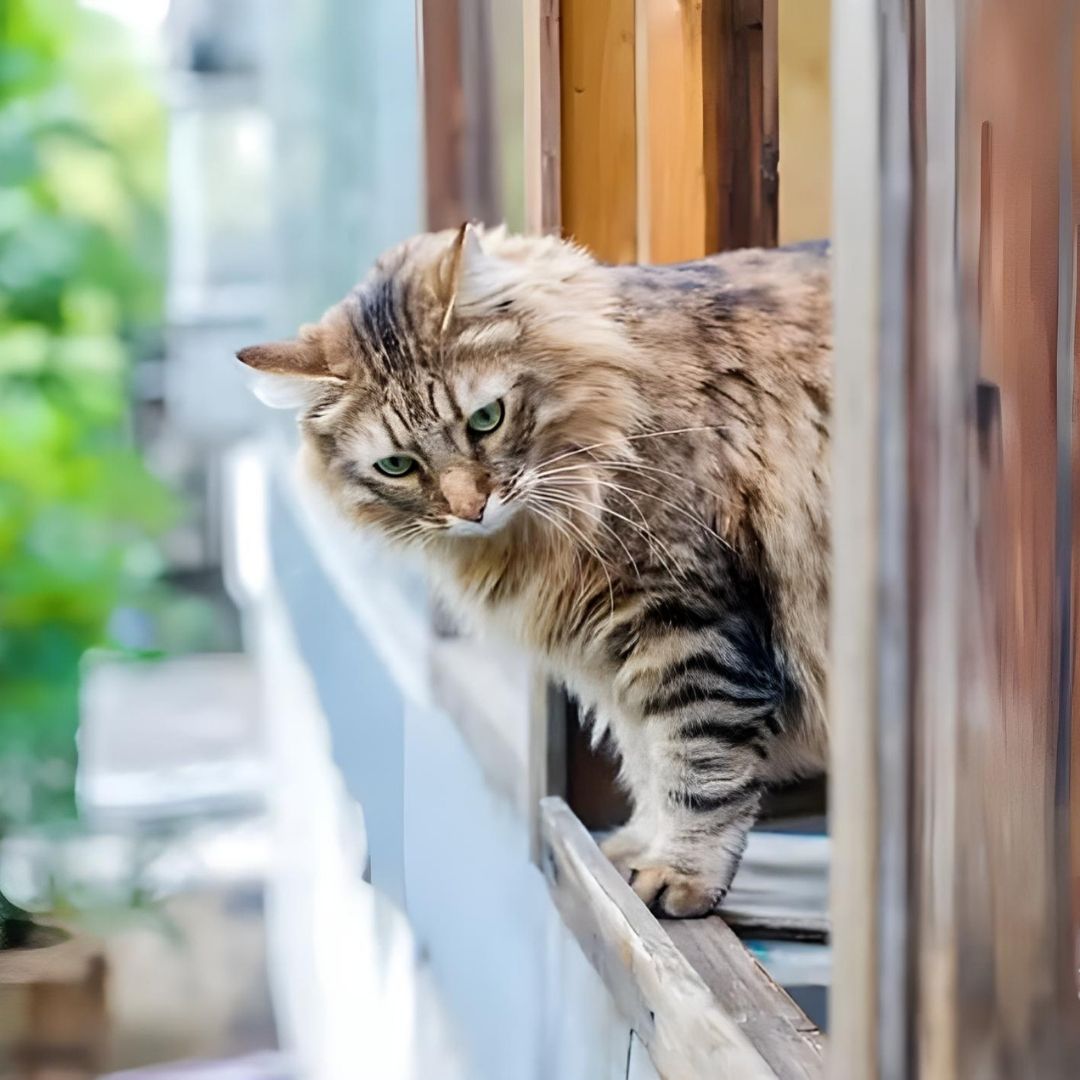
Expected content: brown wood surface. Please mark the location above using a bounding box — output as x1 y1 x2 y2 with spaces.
524 0 562 236
636 0 714 262
712 0 777 251
420 0 500 229
559 0 637 263
917 1 1080 1071
832 1 1080 1075
0 931 106 1079
636 0 777 262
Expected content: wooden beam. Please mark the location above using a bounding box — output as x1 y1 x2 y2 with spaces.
828 0 888 1074
524 0 562 235
635 0 777 263
539 797 824 1080
711 0 778 250
559 0 637 263
419 0 500 229
635 0 712 262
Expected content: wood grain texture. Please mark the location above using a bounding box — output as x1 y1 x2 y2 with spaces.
559 0 637 262
420 0 500 229
664 917 825 1079
777 0 830 243
540 797 823 1080
636 0 777 261
524 0 562 235
712 0 777 250
828 0 885 1075
924 0 1080 1069
636 0 712 262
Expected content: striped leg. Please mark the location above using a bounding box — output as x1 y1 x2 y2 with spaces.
612 615 783 918
599 711 659 875
626 714 766 917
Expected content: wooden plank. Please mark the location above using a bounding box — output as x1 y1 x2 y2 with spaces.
560 0 637 262
540 797 824 1080
529 671 567 862
664 918 825 1079
636 0 713 262
636 0 778 261
420 0 465 229
419 0 500 228
0 930 107 1078
776 0 830 243
828 0 886 1076
711 0 778 250
524 0 562 235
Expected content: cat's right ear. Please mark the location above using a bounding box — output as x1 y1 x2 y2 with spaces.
236 329 345 409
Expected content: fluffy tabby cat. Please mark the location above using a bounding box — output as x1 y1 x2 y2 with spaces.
238 224 830 918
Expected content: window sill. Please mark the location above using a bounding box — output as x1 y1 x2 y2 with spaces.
539 797 825 1080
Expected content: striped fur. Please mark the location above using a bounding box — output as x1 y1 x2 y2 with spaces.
237 225 831 917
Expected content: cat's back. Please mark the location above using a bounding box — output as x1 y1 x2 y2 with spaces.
612 241 831 400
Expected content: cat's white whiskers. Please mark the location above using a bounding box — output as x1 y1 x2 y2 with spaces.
541 476 685 581
523 491 617 624
533 424 729 473
532 465 732 552
531 485 643 581
536 458 728 503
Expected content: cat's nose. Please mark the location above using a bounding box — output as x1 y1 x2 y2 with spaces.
440 468 489 522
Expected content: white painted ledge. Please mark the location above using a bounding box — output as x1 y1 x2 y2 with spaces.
268 435 537 816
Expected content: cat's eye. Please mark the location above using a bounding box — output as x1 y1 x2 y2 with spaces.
467 399 504 434
374 454 417 478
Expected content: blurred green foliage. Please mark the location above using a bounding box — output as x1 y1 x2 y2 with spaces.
0 0 174 825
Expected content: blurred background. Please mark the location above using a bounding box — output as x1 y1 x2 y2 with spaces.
0 2 456 1076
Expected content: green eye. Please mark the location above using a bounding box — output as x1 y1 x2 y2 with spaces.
467 399 504 434
374 455 417 477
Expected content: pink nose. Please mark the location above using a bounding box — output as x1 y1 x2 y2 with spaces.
439 469 489 521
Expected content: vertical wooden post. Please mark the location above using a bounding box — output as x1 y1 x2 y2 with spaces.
419 0 500 229
636 0 778 264
711 0 778 251
524 0 562 236
832 0 1080 1076
559 0 638 263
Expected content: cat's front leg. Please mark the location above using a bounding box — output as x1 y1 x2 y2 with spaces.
615 703 767 918
597 706 658 877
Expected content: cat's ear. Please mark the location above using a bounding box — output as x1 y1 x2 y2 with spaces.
236 325 345 409
443 222 524 325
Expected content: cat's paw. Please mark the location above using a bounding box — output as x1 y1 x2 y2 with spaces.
628 865 726 919
600 826 650 879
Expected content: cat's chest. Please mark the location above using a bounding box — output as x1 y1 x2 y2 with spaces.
440 562 614 681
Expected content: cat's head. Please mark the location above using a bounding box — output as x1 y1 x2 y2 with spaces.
237 224 643 545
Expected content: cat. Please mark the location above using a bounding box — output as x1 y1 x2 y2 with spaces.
237 223 831 918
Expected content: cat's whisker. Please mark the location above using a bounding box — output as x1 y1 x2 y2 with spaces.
523 502 606 620
535 469 732 553
527 481 665 580
523 492 617 624
535 458 732 508
542 477 686 583
530 485 644 582
533 424 730 473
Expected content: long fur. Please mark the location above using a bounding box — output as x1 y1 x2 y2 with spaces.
238 226 832 917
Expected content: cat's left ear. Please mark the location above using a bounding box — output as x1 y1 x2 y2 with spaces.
236 322 346 409
443 222 524 325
